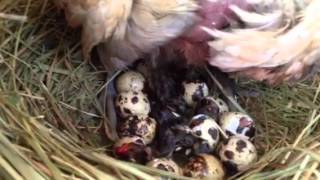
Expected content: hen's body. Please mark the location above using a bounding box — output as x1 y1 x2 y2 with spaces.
56 0 320 85
55 0 251 68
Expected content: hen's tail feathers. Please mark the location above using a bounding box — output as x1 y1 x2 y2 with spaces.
204 0 320 85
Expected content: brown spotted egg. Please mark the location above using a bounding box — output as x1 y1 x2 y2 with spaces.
195 96 229 120
116 70 145 92
117 115 157 144
182 81 209 106
219 136 257 173
219 112 255 140
189 114 220 150
147 158 182 179
115 91 150 118
183 154 225 180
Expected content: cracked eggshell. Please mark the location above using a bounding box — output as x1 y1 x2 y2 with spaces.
219 136 257 173
195 96 229 120
113 136 147 163
147 158 182 176
113 136 145 149
182 81 209 106
116 71 145 92
219 112 255 140
117 115 157 144
115 91 150 118
183 154 225 180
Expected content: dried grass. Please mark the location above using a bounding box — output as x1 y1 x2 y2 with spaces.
0 0 319 179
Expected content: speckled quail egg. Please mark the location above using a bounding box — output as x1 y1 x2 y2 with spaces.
116 70 145 92
117 115 157 144
195 96 229 120
219 112 255 140
113 136 151 163
147 158 182 179
219 136 257 173
182 81 209 106
115 91 150 118
189 114 220 150
183 154 225 180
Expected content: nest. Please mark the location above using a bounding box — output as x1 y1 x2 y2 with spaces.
0 0 320 179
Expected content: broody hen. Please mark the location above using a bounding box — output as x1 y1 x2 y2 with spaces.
54 0 251 66
55 0 320 85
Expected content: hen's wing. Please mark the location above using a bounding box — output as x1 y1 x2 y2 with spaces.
56 0 198 71
204 0 320 85
101 0 198 71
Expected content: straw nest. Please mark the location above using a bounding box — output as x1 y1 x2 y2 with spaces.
0 1 320 179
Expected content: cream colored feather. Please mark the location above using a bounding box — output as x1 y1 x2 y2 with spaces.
204 0 320 84
55 0 198 71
